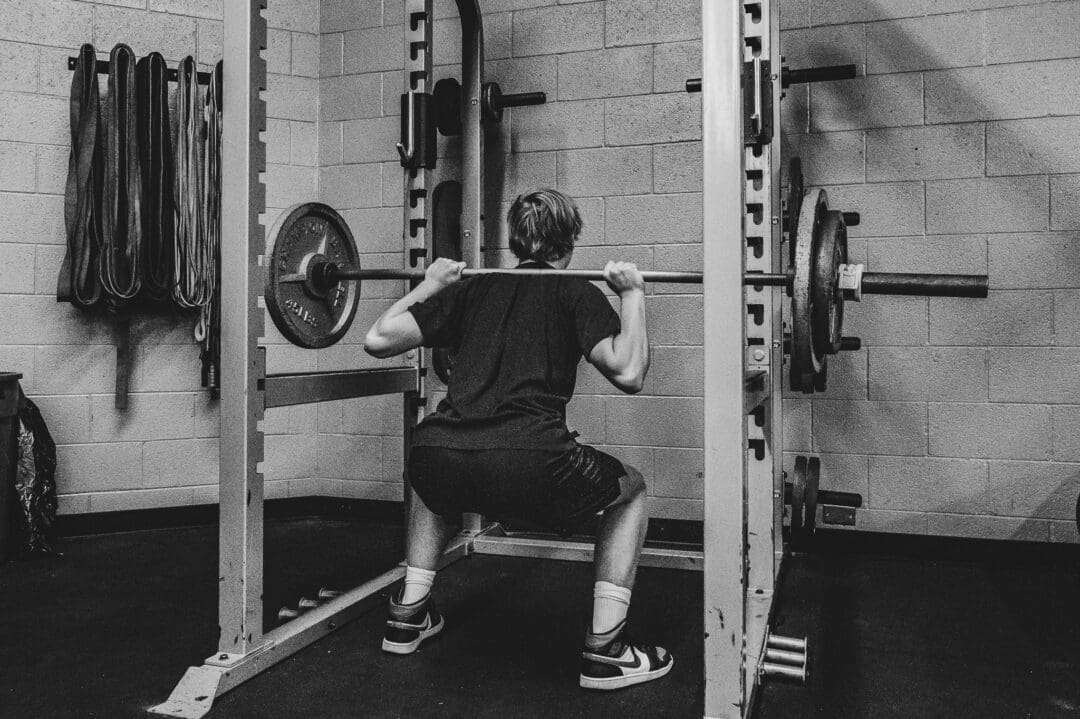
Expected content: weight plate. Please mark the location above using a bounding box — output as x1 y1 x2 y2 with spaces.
804 456 820 543
265 202 360 349
789 187 829 393
812 210 847 357
790 456 808 546
785 157 804 267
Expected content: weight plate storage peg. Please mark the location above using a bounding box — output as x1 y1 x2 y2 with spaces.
265 203 362 349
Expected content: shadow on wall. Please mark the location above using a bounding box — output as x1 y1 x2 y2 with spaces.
787 1 1080 541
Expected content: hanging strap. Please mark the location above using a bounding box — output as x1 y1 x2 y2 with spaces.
136 51 174 301
57 43 103 309
99 43 143 306
173 56 210 309
200 60 223 395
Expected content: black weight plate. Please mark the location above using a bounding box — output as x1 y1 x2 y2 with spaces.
804 456 820 542
265 202 360 349
790 455 808 546
785 157 804 267
790 187 829 393
432 77 462 136
812 210 847 356
431 181 463 385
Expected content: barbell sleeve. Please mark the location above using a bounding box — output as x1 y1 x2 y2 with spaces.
860 273 988 298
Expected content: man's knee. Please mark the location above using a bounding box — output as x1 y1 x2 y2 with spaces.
617 465 647 502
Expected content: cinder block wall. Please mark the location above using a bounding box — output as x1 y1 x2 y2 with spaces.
0 0 320 513
781 0 1080 542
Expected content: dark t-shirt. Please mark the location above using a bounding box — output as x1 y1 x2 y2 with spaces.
407 261 621 451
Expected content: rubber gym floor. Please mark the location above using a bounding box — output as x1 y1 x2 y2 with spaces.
2 514 1078 718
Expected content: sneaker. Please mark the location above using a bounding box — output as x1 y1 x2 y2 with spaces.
579 621 674 690
381 594 444 655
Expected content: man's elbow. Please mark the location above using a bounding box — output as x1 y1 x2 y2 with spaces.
363 330 394 358
613 371 645 394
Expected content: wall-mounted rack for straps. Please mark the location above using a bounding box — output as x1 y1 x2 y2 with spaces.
66 56 214 85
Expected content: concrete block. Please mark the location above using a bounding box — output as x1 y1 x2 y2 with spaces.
867 13 983 74
0 0 93 48
486 56 558 110
321 33 344 78
143 438 219 488
986 3 1080 65
265 163 317 208
810 0 925 25
266 74 318 122
432 11 511 61
929 403 1051 460
813 400 927 455
290 121 318 166
266 0 318 33
605 193 700 246
29 395 90 445
0 92 68 145
854 508 928 534
653 244 701 294
606 0 699 46
641 345 702 397
513 3 603 56
810 74 923 132
793 131 865 185
382 436 405 484
149 0 220 18
570 245 654 281
782 85 809 137
783 398 812 452
0 40 38 94
33 245 62 295
1056 290 1080 345
780 0 810 28
133 342 203 392
341 394 404 437
648 496 701 520
94 6 197 62
925 64 1048 124
989 233 1080 289
90 393 195 442
193 396 219 438
869 347 988 402
556 147 652 197
56 442 143 493
0 243 35 294
510 100 604 153
319 121 344 166
56 493 90 515
33 345 114 393
343 25 403 75
1054 403 1080 459
89 488 196 513
320 73 382 121
497 151 557 202
645 295 702 346
930 292 1052 346
605 93 700 146
651 41 696 94
0 192 65 245
869 455 987 514
782 24 865 70
319 163 382 209
342 116 399 163
1046 58 1080 117
35 144 69 195
817 182 924 237
338 207 403 253
352 252 408 299
340 478 402 499
0 142 36 192
652 447 702 499
0 345 34 392
321 0 382 33
927 177 1048 234
264 433 317 480
315 433 380 479
267 29 292 74
653 142 700 194
605 396 702 448
795 349 867 400
932 0 1042 11
1049 520 1080 543
866 235 987 275
291 32 319 78
989 117 1080 176
991 348 1080 403
1051 175 1080 231
927 513 1049 540
556 46 651 101
264 119 290 165
843 295 929 346
197 19 223 62
867 124 984 182
566 394 606 444
989 460 1080 520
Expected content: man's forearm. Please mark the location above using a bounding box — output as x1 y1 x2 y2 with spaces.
372 279 444 334
611 289 649 383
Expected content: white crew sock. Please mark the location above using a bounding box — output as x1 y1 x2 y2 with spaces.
591 581 632 634
400 566 437 605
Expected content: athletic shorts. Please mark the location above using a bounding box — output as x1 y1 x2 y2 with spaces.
407 443 626 537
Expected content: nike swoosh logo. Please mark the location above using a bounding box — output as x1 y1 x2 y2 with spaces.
584 646 643 669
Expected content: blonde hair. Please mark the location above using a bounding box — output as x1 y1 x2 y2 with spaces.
506 188 582 262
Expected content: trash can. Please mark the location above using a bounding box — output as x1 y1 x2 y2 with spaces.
0 372 22 563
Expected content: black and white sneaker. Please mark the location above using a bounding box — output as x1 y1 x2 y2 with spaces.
579 621 674 690
381 594 444 655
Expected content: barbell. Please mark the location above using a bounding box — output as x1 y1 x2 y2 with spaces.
264 196 988 392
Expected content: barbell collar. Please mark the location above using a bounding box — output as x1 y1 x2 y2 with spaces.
860 273 988 298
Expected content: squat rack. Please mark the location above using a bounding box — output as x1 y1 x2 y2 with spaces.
151 2 788 717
